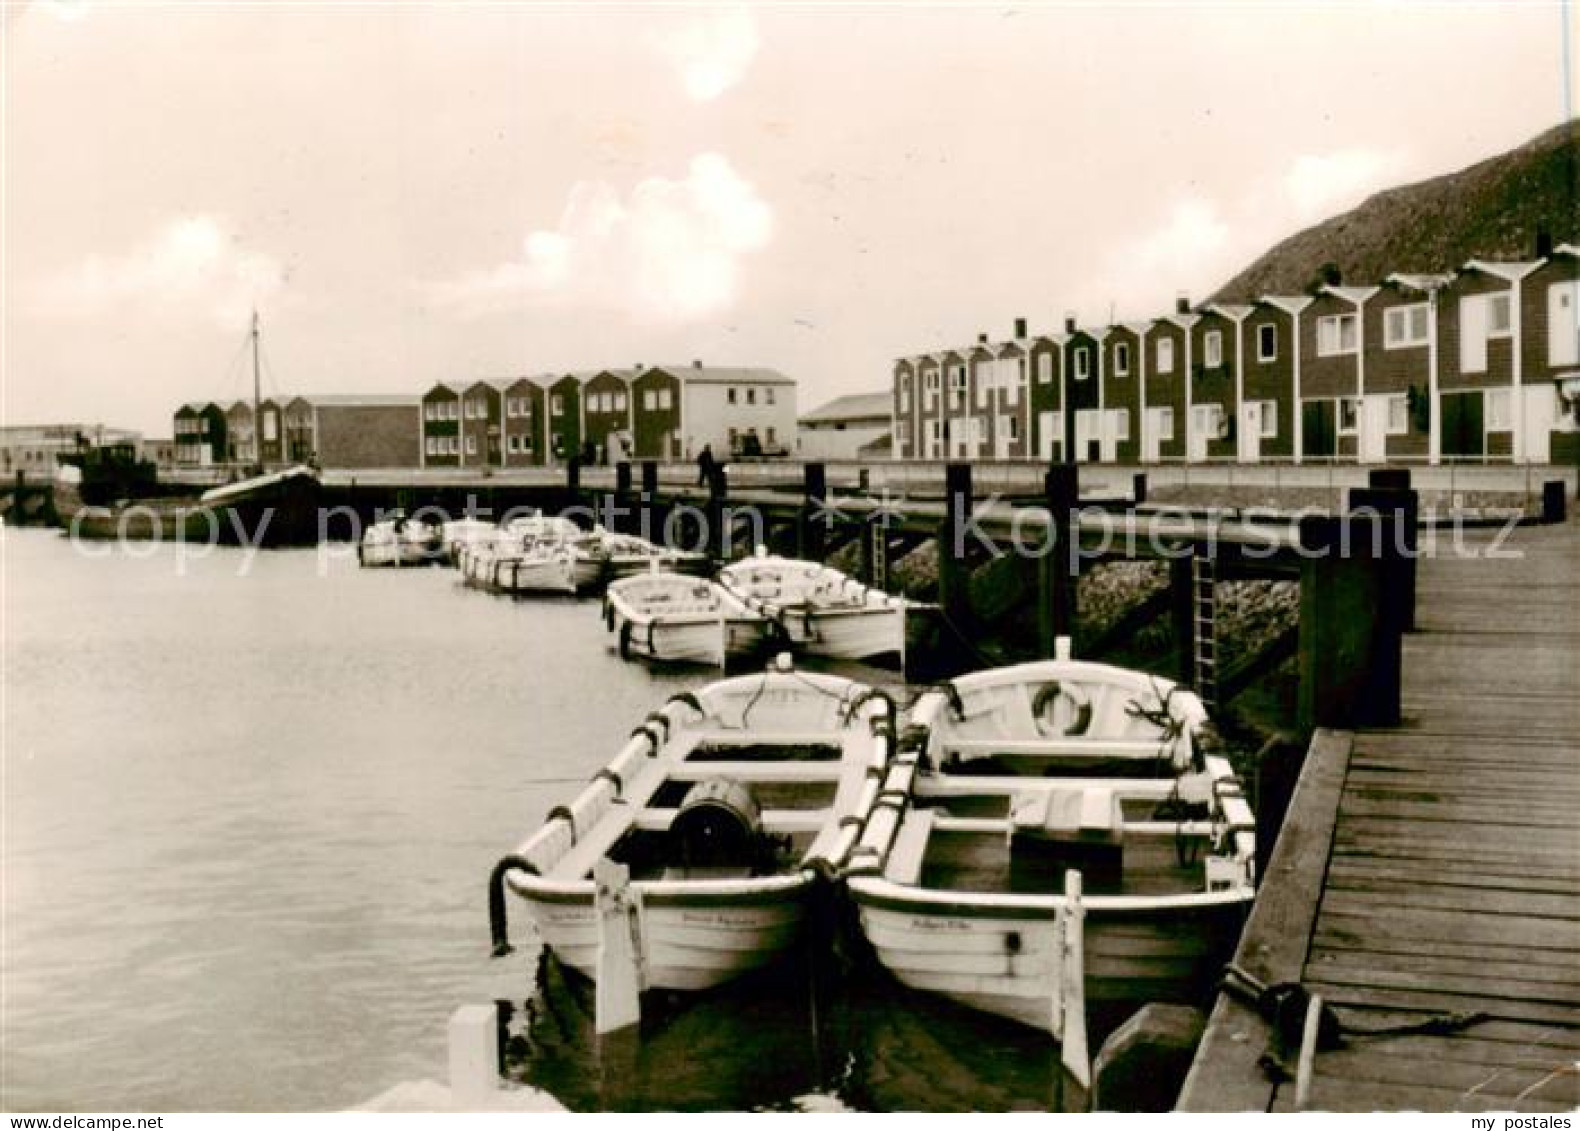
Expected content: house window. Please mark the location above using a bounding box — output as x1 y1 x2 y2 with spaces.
551 394 564 416
1485 388 1513 430
1337 397 1360 434
1114 409 1130 441
1007 415 1019 441
1256 400 1278 439
658 388 673 410
1204 330 1223 368
448 436 460 455
465 435 478 455
1156 337 1175 374
1317 313 1359 356
1038 353 1054 383
1114 342 1131 377
424 403 435 422
765 388 775 405
899 378 911 412
746 388 756 406
728 388 738 405
1550 281 1580 366
1385 303 1430 348
765 427 776 445
1157 406 1175 441
949 366 967 410
447 401 459 420
641 391 655 411
425 436 437 456
506 435 518 454
1387 394 1409 435
1257 323 1277 362
613 392 627 412
1075 348 1090 380
1487 293 1512 337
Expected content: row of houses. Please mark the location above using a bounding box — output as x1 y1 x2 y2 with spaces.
890 239 1580 466
172 363 799 470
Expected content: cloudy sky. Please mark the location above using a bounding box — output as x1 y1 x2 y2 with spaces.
4 2 1571 435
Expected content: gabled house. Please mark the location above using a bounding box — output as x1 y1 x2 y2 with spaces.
1298 284 1378 461
1369 275 1451 463
1239 295 1310 463
421 381 464 467
1437 259 1543 461
1142 304 1194 462
501 376 547 467
1515 241 1580 464
1100 322 1146 464
1029 333 1066 460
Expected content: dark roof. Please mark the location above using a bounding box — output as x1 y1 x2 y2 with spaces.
800 392 891 424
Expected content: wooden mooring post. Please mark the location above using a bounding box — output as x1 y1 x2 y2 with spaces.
639 460 659 543
937 463 973 630
798 461 827 561
1363 468 1418 632
1038 462 1079 656
860 516 890 590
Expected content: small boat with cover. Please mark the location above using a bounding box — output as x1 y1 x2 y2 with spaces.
487 660 896 1033
358 511 444 567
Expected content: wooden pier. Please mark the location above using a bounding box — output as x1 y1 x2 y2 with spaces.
1179 517 1580 1112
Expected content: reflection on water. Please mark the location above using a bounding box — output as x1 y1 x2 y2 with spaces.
506 950 1070 1112
1 529 1082 1112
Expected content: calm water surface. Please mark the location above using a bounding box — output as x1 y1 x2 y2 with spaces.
2 529 1060 1111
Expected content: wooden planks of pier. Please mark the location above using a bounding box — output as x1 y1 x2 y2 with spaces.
1180 517 1580 1112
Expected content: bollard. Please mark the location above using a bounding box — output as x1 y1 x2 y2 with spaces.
448 1004 501 1108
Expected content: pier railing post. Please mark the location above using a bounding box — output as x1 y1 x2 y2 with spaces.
937 463 974 631
799 461 828 561
1365 469 1418 631
609 460 632 534
565 455 582 514
1038 462 1079 655
1132 472 1148 507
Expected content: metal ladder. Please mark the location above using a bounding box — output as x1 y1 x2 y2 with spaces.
1192 546 1219 711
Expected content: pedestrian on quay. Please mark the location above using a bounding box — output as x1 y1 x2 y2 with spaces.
696 442 716 487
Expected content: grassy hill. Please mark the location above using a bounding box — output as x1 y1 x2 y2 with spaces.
1211 121 1579 301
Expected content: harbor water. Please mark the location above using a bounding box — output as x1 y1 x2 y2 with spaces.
2 529 1066 1111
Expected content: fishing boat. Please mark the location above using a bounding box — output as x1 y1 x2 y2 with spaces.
719 551 910 663
358 511 444 567
487 661 896 1034
55 461 322 545
603 571 776 667
844 647 1255 1089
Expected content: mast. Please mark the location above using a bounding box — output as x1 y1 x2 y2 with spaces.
250 309 263 474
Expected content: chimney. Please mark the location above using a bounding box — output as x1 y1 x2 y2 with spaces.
1175 292 1190 315
1536 228 1554 259
977 332 988 345
1063 311 1077 334
1014 317 1027 339
692 358 703 369
634 362 644 373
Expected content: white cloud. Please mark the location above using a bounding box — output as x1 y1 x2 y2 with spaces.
1121 198 1233 281
432 153 773 323
659 8 760 102
1285 148 1405 221
33 215 284 324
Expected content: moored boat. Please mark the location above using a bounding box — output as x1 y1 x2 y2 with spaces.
844 649 1255 1089
358 511 444 567
487 663 896 1033
440 518 499 565
56 462 322 546
603 570 776 667
568 530 711 591
719 551 910 663
458 515 582 593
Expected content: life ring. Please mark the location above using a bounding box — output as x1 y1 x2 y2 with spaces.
1032 680 1093 737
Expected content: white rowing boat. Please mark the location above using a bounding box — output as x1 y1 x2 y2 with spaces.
604 571 776 667
719 551 909 663
845 647 1255 1089
488 663 896 1033
568 531 712 592
358 512 444 567
458 516 583 594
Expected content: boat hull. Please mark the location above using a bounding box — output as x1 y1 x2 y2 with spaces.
610 611 773 666
57 467 322 547
852 890 1248 1033
513 882 815 992
797 605 906 661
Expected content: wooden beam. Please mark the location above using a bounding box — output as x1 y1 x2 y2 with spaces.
1177 729 1354 1112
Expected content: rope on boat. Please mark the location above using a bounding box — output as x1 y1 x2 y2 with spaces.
487 854 539 957
546 805 577 844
